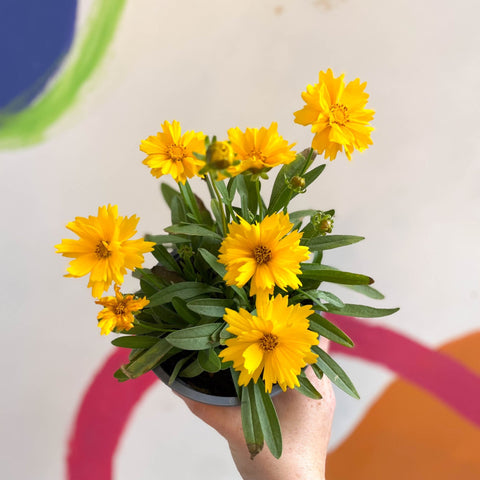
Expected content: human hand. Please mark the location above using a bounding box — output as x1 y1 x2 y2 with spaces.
179 337 335 480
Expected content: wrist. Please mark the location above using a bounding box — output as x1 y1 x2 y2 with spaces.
229 443 325 480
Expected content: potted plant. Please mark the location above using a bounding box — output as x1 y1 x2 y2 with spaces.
56 69 398 459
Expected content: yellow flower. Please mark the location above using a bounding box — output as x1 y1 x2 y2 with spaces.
294 69 375 161
140 120 206 184
55 205 155 298
219 294 319 392
226 122 296 176
95 284 149 335
218 212 310 297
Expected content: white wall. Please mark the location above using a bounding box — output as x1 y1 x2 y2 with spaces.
2 0 479 478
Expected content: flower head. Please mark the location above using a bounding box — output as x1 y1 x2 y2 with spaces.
140 120 206 183
219 294 319 392
226 122 296 176
206 141 235 170
294 69 375 160
95 284 149 335
218 212 310 297
55 205 155 298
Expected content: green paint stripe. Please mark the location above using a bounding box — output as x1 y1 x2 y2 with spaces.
0 0 127 149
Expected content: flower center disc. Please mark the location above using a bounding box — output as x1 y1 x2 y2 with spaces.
259 333 279 352
249 149 267 164
330 103 349 126
254 245 272 264
114 302 127 315
168 144 186 161
95 241 111 259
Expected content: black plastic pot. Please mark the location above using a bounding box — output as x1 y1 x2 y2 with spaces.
153 364 282 406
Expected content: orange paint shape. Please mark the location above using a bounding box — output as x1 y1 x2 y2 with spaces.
327 332 480 479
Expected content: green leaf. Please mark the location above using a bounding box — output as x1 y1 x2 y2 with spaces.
269 155 303 211
295 371 322 399
327 303 399 318
231 285 249 304
144 234 188 245
241 383 264 459
151 244 183 274
133 267 167 290
180 358 204 378
134 320 175 332
292 289 344 309
171 297 201 324
140 303 183 326
165 223 222 240
301 264 373 285
111 336 161 349
236 175 258 217
197 248 226 277
198 348 222 373
220 323 233 341
165 323 223 350
161 183 180 207
303 163 326 187
122 338 172 379
268 153 322 214
308 313 354 347
187 298 234 317
147 282 221 307
340 284 385 300
314 290 345 308
170 195 187 224
312 346 360 399
113 368 130 382
267 187 292 215
288 209 319 225
168 355 192 385
307 235 365 250
312 363 324 380
116 324 159 335
253 379 282 459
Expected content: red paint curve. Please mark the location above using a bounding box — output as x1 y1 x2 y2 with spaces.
327 314 480 427
66 349 156 480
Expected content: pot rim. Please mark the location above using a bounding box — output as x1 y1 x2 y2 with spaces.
153 364 282 407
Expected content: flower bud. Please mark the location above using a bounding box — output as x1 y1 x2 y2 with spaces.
290 175 305 189
206 141 235 169
312 211 334 235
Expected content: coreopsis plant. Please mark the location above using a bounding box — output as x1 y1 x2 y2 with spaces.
57 69 398 460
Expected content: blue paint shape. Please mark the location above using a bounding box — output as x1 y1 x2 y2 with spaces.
0 0 77 111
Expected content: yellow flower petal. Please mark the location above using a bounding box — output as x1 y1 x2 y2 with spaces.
56 205 155 297
220 294 319 392
95 285 149 335
226 123 296 176
218 212 310 298
294 69 375 161
140 120 206 184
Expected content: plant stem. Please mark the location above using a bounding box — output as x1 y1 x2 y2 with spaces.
208 173 228 234
282 148 316 214
255 178 264 219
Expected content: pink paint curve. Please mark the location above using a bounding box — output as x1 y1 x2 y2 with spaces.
66 349 156 480
326 314 480 427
